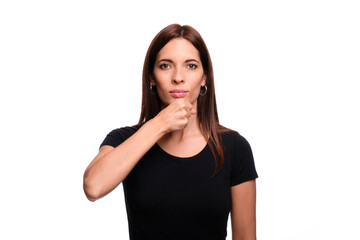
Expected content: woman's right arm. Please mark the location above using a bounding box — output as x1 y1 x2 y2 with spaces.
83 117 166 201
83 98 195 201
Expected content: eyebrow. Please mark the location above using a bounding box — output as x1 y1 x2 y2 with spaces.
158 59 199 63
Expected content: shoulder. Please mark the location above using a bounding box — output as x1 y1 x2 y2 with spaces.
106 125 139 137
218 127 251 149
99 125 139 149
218 127 254 160
219 128 258 185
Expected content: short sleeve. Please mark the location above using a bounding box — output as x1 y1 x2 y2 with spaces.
230 132 258 186
99 126 138 149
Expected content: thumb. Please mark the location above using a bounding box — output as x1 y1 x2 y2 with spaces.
190 108 197 115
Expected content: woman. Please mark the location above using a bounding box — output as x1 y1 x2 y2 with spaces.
83 24 258 240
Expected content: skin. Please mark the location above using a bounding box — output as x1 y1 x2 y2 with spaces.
152 38 206 109
83 38 256 240
231 180 257 240
152 38 207 157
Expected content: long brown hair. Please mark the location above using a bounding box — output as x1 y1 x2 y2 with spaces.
135 24 231 176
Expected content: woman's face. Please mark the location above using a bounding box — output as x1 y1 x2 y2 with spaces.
152 38 206 109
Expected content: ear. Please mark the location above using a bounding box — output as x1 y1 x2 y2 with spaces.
150 76 156 86
201 74 207 86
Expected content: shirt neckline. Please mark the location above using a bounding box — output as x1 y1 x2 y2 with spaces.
154 142 209 162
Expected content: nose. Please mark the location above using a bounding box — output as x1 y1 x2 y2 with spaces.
172 68 184 84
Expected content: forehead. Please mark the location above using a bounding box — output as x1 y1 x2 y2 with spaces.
157 38 200 60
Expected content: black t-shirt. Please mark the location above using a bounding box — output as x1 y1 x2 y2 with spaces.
100 126 258 240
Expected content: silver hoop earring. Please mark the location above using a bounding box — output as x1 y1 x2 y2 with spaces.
150 82 157 94
199 85 207 96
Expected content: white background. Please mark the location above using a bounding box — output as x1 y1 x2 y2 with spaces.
1 0 359 239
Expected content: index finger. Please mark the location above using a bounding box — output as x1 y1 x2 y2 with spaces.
184 100 196 115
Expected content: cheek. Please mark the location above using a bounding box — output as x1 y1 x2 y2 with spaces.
190 73 205 88
154 77 168 91
152 76 170 100
153 70 169 86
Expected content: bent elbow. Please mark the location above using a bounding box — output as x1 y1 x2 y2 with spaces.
83 185 98 202
83 175 102 202
84 190 98 202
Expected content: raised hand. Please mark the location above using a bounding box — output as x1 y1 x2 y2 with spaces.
155 98 197 133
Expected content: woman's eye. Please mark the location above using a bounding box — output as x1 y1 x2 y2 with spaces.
188 64 197 69
159 64 170 69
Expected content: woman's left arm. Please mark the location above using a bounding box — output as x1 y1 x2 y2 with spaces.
231 180 257 240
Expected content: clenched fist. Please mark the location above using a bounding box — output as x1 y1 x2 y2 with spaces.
155 99 197 133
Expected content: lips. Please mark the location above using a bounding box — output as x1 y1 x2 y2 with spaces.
169 89 188 98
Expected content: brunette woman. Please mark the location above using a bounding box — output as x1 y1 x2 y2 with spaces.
83 24 258 240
